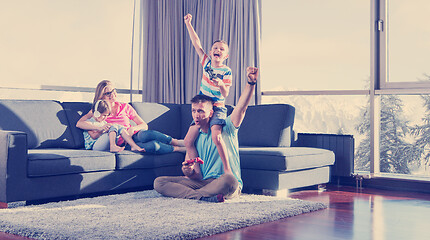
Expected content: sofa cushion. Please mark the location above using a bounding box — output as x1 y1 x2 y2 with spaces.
28 149 116 177
238 104 295 147
61 102 92 149
131 103 182 140
239 147 334 171
115 151 184 170
180 104 193 139
0 100 76 149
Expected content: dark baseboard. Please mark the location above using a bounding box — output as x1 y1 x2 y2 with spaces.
331 176 430 194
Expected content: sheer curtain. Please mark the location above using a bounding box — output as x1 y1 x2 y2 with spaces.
130 0 261 105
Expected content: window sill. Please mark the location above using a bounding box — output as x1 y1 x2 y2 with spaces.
354 171 430 182
349 171 430 194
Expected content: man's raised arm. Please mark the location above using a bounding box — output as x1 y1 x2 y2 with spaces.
230 67 259 128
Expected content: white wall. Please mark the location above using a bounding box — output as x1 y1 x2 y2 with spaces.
0 0 134 101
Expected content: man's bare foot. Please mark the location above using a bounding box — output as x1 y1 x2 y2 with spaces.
131 146 146 152
110 145 125 152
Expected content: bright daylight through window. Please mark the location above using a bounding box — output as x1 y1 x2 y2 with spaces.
261 0 430 178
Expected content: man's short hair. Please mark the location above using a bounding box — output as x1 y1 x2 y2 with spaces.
191 94 214 105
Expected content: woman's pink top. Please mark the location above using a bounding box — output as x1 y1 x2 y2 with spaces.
105 102 137 129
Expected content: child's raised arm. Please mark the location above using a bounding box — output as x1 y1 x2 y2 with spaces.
184 14 205 59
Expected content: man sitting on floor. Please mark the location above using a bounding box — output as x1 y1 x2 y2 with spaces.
154 67 259 202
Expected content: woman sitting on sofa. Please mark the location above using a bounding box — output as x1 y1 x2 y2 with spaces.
77 80 185 154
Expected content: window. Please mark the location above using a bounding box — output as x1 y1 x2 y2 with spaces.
261 0 370 174
261 0 430 178
380 0 430 89
374 0 430 177
0 1 133 102
261 0 369 91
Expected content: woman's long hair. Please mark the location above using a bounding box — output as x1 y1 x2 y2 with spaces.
93 80 112 104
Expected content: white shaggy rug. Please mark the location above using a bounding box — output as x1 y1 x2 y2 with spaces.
0 190 327 240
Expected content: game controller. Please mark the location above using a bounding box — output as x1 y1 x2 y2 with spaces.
185 157 204 165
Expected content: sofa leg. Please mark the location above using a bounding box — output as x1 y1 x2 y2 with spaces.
318 184 327 192
262 189 289 197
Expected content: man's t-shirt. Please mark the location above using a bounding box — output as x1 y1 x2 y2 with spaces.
195 115 243 189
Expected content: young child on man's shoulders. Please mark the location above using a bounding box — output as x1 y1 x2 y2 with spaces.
183 13 233 174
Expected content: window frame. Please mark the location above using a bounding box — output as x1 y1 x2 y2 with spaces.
377 0 430 90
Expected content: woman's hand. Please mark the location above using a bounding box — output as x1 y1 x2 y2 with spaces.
127 126 137 136
99 123 112 133
131 114 149 133
88 123 111 140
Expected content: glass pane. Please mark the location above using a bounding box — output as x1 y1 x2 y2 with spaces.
388 0 430 83
261 0 370 91
377 95 430 177
262 95 369 172
0 1 133 93
0 88 130 103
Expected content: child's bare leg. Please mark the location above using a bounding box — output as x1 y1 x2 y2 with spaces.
109 131 125 152
184 125 200 160
120 131 145 152
211 125 231 173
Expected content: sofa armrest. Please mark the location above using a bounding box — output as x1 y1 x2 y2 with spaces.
0 130 28 202
294 133 354 178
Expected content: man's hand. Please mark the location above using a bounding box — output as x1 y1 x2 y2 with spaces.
246 67 258 84
184 14 192 25
182 160 195 177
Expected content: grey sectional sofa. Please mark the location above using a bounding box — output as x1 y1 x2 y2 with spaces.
0 100 353 207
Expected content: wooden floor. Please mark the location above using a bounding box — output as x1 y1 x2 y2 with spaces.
1 185 430 240
197 185 430 240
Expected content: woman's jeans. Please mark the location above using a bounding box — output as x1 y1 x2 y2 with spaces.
92 129 174 154
131 130 174 154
